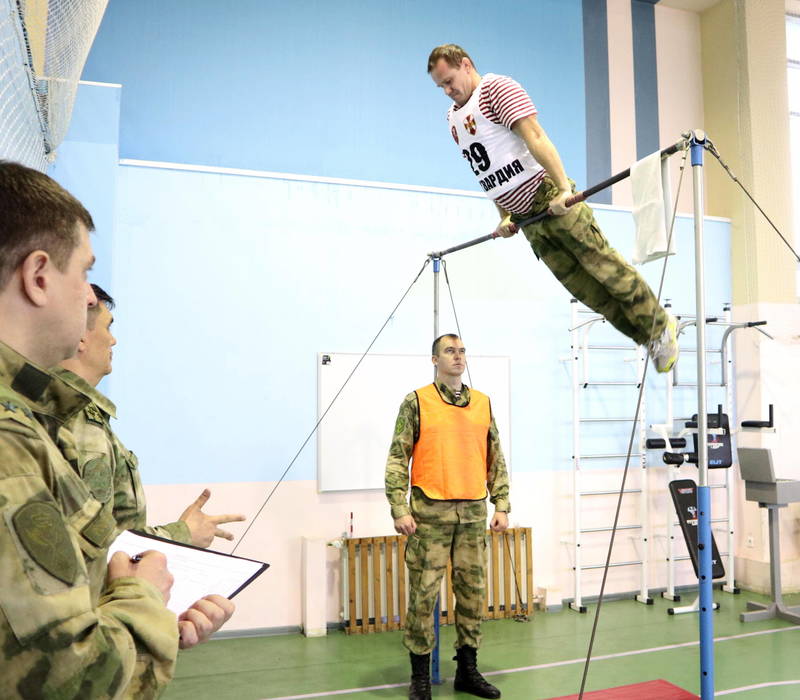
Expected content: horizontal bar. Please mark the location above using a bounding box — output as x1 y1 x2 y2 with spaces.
671 553 729 562
586 345 638 351
581 560 642 570
580 417 640 422
581 525 641 533
674 382 725 387
583 381 641 387
580 453 643 459
429 138 687 258
580 489 642 496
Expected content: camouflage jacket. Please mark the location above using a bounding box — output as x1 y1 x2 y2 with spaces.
385 381 511 521
0 341 178 699
53 369 191 546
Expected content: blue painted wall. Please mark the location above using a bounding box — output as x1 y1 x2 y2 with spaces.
83 0 587 190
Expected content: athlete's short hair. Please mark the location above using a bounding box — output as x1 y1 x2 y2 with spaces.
432 333 461 356
87 283 115 330
427 44 476 73
0 161 94 291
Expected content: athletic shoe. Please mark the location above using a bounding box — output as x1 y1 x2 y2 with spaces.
648 314 679 373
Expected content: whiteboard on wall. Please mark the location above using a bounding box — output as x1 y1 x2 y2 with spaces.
317 353 511 492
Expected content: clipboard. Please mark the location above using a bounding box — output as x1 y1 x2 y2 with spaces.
108 529 269 614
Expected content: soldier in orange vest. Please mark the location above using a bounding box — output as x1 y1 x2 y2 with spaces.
385 334 510 700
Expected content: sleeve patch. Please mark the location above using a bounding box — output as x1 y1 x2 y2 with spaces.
12 502 78 585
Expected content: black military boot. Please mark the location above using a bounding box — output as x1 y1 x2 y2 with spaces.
453 646 501 698
409 652 432 700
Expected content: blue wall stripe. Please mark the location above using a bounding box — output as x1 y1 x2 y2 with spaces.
582 0 612 203
632 0 661 159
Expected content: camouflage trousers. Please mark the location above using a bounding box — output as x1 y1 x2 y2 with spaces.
513 176 668 346
403 492 487 655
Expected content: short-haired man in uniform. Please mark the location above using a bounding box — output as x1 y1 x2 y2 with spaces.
55 284 245 551
0 161 233 698
0 160 179 697
385 334 509 700
427 44 679 374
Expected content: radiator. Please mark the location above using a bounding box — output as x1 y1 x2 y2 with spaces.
343 527 534 634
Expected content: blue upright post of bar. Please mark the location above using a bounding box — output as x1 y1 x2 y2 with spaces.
432 596 441 684
690 131 714 700
697 485 714 696
431 257 442 686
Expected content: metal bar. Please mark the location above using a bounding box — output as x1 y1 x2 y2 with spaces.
580 417 639 422
581 489 642 496
580 453 643 459
586 345 640 350
581 525 641 533
429 139 687 258
691 132 714 700
583 381 641 386
581 560 642 570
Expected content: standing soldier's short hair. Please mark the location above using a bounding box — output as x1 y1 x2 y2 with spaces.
432 333 461 356
0 161 94 291
86 283 115 330
427 44 476 73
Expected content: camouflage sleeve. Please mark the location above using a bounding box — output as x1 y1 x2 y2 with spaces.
385 392 418 520
0 427 178 698
487 415 511 513
139 521 192 544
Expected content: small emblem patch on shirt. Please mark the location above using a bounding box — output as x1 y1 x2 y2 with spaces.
463 114 477 135
13 502 78 585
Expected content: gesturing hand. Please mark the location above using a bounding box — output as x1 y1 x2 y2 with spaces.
179 489 246 548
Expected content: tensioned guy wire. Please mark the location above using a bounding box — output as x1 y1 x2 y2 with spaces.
232 258 430 554
578 146 689 698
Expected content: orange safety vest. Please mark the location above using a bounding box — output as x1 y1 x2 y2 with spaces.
411 383 491 500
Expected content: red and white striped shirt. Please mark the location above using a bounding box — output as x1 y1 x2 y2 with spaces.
450 74 545 214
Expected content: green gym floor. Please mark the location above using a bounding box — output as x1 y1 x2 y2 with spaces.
163 590 800 700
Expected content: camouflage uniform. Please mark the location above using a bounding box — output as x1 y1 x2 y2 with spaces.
0 341 178 699
52 370 191 546
385 381 510 655
512 175 668 346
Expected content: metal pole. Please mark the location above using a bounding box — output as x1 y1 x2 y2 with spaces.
431 255 442 686
433 257 440 342
690 131 714 700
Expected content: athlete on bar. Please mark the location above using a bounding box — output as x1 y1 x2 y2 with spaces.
428 44 679 372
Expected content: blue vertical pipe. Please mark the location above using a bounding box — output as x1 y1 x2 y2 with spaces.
431 256 442 685
690 132 714 699
697 486 714 697
432 597 441 684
